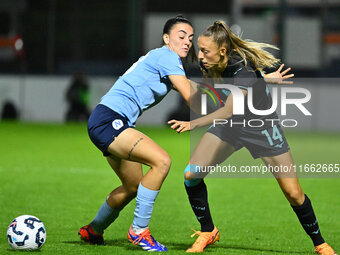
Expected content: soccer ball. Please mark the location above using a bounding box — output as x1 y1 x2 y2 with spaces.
7 215 46 250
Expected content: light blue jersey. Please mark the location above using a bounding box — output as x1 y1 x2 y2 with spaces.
100 46 186 126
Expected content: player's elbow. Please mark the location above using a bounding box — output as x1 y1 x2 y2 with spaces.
185 96 190 106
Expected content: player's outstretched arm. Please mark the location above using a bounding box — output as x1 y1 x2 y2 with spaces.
168 104 232 133
168 119 191 133
263 64 294 84
188 80 207 115
168 89 247 133
168 75 191 105
168 75 203 114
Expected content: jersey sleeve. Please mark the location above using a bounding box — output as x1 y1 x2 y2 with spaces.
157 51 186 78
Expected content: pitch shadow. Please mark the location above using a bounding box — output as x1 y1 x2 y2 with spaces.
64 239 309 254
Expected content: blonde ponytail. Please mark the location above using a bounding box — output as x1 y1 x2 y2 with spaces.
202 20 280 71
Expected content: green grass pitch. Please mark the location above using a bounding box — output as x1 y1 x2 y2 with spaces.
0 122 339 254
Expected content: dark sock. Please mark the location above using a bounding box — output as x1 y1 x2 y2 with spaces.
185 180 215 232
291 194 325 246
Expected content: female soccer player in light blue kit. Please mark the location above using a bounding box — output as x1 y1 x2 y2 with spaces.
78 16 195 252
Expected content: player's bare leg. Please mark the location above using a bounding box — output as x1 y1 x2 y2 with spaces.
107 128 171 190
107 128 170 251
80 128 170 249
185 133 234 253
261 151 304 206
262 151 337 255
186 132 235 180
106 155 143 210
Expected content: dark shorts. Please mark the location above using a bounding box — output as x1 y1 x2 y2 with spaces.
88 104 131 156
207 123 290 159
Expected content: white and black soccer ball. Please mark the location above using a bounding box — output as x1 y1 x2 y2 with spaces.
7 215 46 250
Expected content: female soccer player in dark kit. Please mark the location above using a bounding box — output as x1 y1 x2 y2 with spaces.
169 21 337 255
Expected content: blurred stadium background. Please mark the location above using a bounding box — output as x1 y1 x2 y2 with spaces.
0 0 340 126
0 1 339 254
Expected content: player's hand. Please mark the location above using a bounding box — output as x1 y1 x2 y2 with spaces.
168 120 191 133
263 64 294 84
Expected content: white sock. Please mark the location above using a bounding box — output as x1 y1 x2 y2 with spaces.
132 226 148 234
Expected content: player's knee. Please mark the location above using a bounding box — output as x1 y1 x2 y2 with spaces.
285 188 304 205
184 164 201 187
185 171 195 180
184 164 200 179
154 153 172 176
124 183 139 198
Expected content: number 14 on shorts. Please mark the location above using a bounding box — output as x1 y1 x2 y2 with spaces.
261 125 283 147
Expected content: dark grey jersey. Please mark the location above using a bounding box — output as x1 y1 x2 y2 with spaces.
212 53 279 125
